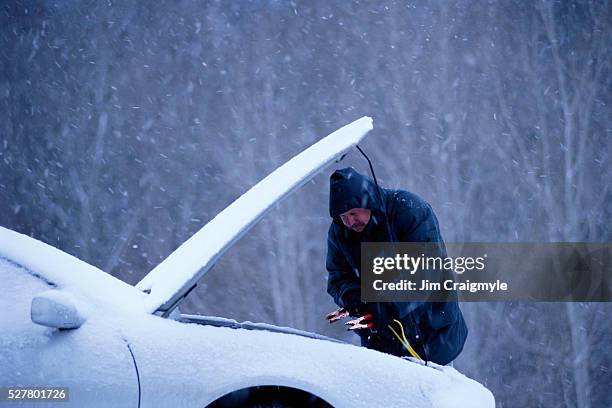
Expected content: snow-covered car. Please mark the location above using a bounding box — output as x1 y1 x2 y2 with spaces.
0 118 494 407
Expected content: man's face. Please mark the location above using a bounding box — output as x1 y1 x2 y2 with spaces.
339 208 371 232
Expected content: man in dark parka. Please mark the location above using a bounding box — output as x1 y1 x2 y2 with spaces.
325 167 468 365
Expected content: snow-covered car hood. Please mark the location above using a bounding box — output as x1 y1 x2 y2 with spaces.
125 309 495 408
136 116 373 316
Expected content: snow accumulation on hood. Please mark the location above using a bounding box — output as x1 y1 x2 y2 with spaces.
0 227 147 313
137 116 374 315
130 311 495 408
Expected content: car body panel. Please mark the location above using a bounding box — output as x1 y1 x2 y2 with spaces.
122 311 493 408
0 258 139 408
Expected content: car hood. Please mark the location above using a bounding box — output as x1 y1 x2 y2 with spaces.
123 309 496 408
136 117 374 315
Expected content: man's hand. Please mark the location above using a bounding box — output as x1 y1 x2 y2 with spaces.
325 307 350 323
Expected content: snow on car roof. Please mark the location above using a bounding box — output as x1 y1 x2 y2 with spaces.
0 226 147 313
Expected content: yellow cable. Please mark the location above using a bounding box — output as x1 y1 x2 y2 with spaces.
393 319 422 360
388 324 415 358
388 319 423 361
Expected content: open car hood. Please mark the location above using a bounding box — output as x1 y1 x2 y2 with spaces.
137 117 374 315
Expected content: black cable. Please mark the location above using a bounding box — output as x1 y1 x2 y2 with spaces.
356 145 395 242
356 144 429 364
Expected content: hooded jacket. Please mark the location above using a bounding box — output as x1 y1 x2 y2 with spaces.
326 167 468 365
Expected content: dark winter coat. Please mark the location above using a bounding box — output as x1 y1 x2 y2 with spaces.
326 167 468 365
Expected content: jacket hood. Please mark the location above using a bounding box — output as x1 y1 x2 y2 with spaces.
329 167 381 218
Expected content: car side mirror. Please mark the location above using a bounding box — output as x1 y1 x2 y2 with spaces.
31 290 87 329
